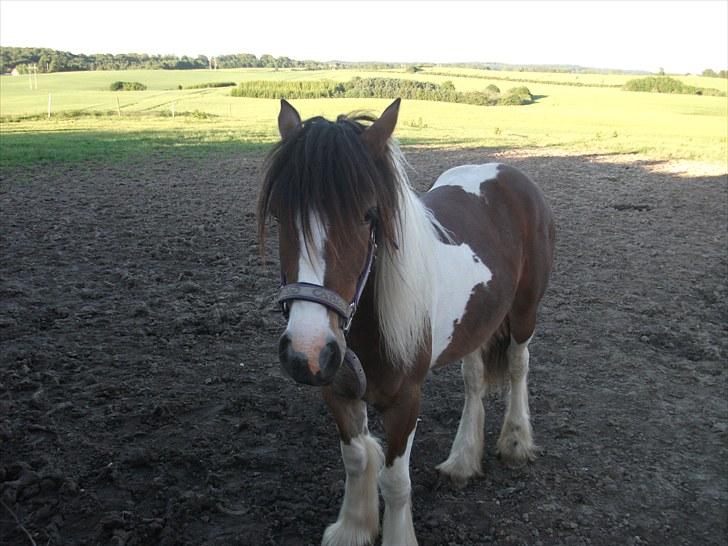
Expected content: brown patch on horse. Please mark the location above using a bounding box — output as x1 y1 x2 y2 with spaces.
323 226 372 304
433 283 509 367
322 388 367 444
423 165 554 365
481 317 511 388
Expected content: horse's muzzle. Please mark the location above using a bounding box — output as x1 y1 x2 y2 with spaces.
278 334 342 386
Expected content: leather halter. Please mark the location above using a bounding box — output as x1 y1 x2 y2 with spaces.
277 224 377 335
276 224 376 400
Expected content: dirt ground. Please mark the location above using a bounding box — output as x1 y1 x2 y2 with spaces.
1 146 726 546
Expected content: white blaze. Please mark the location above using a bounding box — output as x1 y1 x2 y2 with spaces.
285 212 332 355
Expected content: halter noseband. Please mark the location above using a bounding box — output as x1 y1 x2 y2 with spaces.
277 224 377 335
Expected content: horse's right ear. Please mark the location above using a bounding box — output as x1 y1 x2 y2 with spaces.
278 99 301 140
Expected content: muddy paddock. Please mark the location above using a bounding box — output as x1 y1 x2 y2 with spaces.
1 147 726 545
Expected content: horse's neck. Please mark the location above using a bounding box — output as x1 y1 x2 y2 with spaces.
374 185 441 368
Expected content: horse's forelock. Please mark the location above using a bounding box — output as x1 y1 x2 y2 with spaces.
258 112 402 259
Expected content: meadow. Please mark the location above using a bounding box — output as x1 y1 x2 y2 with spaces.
1 67 726 168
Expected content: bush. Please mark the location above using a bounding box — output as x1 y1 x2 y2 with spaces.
184 81 236 89
623 76 725 96
500 86 534 105
110 81 146 91
486 84 501 94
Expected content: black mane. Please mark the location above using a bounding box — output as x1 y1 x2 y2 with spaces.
258 112 401 255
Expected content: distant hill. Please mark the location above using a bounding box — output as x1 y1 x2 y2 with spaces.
441 62 651 75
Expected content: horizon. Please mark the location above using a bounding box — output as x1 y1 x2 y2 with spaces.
1 1 726 74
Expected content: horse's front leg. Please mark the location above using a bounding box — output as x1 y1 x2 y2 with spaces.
322 388 383 546
379 386 421 546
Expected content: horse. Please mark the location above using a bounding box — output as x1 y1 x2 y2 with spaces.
257 98 555 546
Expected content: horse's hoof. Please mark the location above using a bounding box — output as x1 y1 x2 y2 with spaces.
495 440 539 467
435 461 480 489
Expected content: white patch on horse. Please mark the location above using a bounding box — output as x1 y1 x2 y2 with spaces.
432 163 501 197
379 427 417 546
285 212 331 354
436 350 486 482
430 242 492 365
323 433 383 546
496 335 537 464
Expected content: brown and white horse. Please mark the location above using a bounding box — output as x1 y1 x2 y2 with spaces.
258 98 555 546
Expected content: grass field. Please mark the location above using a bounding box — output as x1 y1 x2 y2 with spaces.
1 67 726 168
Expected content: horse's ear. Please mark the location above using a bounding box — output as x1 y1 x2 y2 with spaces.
362 98 401 156
278 99 301 140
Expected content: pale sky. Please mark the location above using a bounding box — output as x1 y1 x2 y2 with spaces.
1 1 726 73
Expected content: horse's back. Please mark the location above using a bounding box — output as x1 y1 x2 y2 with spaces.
422 163 555 364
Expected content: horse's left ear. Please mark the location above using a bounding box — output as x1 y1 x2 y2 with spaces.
362 98 401 156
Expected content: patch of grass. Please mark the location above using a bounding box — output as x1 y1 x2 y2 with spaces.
0 117 272 168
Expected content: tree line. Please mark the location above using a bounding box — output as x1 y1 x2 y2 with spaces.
701 68 727 78
0 47 401 73
231 77 534 106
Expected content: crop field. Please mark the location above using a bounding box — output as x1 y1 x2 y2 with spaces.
1 67 726 169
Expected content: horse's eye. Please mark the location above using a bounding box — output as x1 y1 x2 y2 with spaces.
364 208 377 224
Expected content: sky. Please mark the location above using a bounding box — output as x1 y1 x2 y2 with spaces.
1 1 726 74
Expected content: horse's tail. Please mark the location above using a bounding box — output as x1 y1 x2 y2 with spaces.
481 316 511 389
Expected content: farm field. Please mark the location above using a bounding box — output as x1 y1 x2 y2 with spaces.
1 142 726 545
1 67 726 169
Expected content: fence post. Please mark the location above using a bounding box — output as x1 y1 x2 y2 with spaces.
116 95 122 117
47 92 51 119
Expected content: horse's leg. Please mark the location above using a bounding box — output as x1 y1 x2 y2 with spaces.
322 389 383 546
379 387 420 546
496 335 537 464
436 350 485 485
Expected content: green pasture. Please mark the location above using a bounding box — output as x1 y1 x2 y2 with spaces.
1 67 726 168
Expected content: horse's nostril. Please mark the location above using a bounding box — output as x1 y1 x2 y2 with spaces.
318 339 342 382
278 334 292 361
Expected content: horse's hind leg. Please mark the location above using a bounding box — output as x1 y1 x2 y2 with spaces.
322 390 383 546
436 350 486 485
496 335 537 465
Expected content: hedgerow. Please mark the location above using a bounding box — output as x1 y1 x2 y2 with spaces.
231 77 533 106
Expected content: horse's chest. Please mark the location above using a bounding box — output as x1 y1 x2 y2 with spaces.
430 239 493 365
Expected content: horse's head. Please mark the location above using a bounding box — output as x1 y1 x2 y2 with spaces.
258 99 402 387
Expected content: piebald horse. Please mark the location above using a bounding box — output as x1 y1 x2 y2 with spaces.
258 98 555 546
